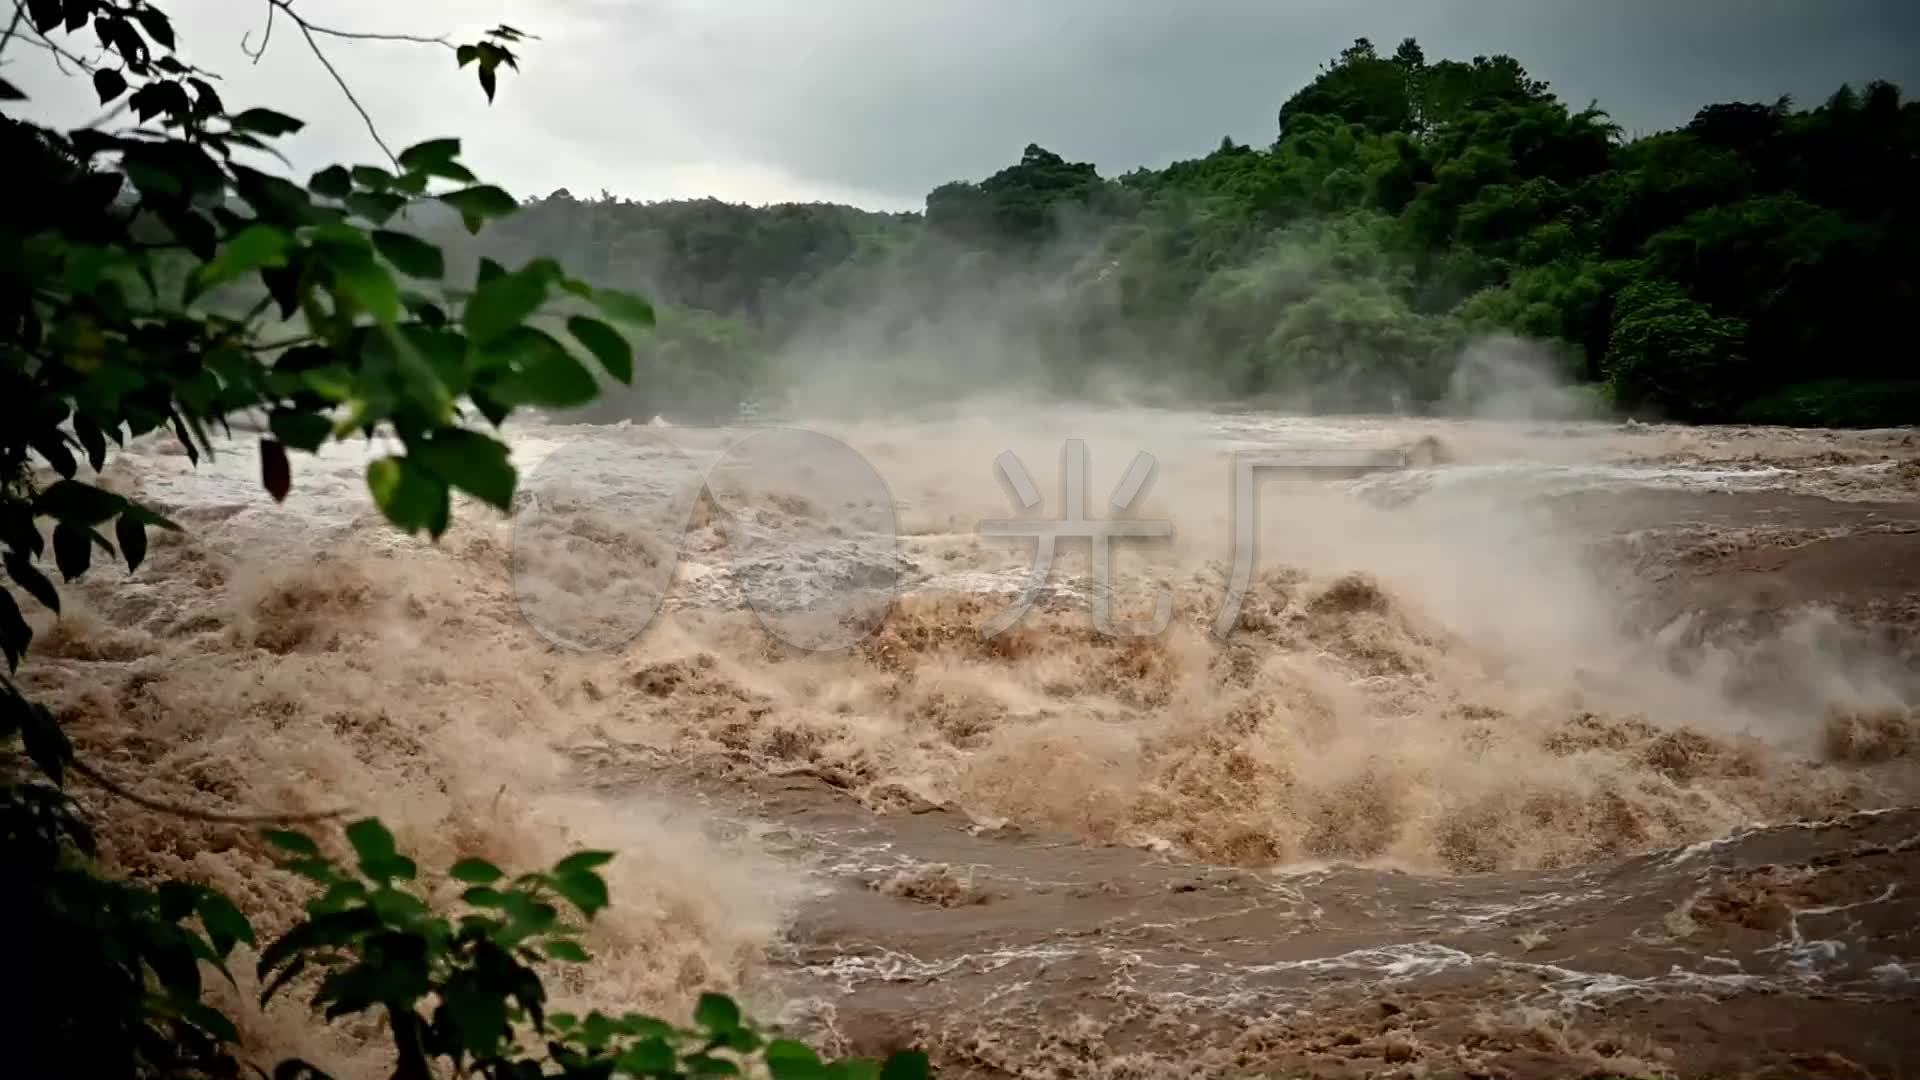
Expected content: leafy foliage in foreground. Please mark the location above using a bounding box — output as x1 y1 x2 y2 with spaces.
0 2 925 1076
255 822 927 1080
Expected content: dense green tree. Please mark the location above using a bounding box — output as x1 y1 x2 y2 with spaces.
1605 279 1750 417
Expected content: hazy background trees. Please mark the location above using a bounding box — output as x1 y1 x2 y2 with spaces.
445 37 1919 426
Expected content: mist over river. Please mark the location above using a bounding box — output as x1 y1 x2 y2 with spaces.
28 408 1920 1078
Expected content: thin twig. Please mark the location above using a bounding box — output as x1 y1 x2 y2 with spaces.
268 0 452 52
10 26 93 73
1 1 26 61
240 0 275 64
289 13 397 163
70 757 349 825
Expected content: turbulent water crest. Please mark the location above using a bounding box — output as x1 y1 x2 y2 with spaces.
26 409 1920 1077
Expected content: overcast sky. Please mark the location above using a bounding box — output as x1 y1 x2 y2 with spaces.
8 0 1918 211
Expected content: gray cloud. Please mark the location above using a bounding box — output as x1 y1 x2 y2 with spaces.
7 0 1917 210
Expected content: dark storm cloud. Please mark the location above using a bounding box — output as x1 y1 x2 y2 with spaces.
550 0 1920 206
9 0 1918 209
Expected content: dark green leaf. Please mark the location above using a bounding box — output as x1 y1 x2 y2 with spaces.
478 64 497 103
618 1038 676 1075
306 222 374 253
261 438 291 502
18 697 71 784
438 185 517 233
591 287 656 327
128 79 190 122
232 108 306 136
200 224 291 288
397 137 461 171
31 432 77 478
450 858 503 884
52 522 91 581
270 410 334 453
522 258 564 284
344 817 398 873
396 324 468 398
367 457 450 538
766 1040 825 1079
346 190 406 225
120 502 184 532
0 590 29 671
115 514 147 573
261 263 303 319
188 77 223 117
329 255 401 323
553 850 615 876
469 387 509 427
567 316 633 383
879 1050 931 1080
1 505 44 558
351 165 394 191
27 0 60 33
5 553 60 614
456 44 478 68
416 158 477 183
158 882 203 922
550 867 609 919
93 69 128 104
461 886 507 907
197 891 256 956
309 165 352 198
693 993 741 1034
34 479 127 525
264 828 322 857
410 429 516 510
73 415 108 472
483 329 601 408
441 986 511 1054
463 266 549 345
135 8 175 48
363 855 418 886
159 206 217 263
542 940 590 962
401 293 447 327
373 230 445 279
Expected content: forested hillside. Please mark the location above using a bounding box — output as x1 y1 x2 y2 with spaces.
456 38 1920 425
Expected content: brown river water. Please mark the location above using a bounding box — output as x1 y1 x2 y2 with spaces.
21 409 1920 1078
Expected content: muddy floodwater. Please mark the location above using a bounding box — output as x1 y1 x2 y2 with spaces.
27 410 1920 1078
